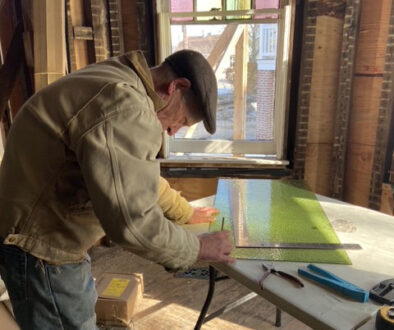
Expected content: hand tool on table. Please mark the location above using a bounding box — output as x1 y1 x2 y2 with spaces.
370 278 394 305
259 263 304 289
298 264 369 303
375 305 394 330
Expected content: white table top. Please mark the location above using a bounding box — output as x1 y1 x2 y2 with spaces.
184 194 394 330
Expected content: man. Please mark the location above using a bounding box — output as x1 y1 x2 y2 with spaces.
157 176 219 225
0 49 234 329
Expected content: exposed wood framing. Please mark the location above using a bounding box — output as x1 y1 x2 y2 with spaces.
380 183 393 215
331 0 361 199
66 0 77 72
233 26 248 141
344 0 393 208
33 0 66 91
73 26 94 40
68 0 94 70
207 25 244 72
304 13 344 195
120 0 138 52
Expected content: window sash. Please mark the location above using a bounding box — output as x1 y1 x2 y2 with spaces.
169 139 276 154
156 1 294 160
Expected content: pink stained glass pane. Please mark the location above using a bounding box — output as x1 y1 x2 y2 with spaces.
255 0 279 19
170 0 193 22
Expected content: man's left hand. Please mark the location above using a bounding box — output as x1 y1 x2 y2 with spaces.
187 207 219 224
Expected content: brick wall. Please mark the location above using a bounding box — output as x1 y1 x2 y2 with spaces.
369 2 394 209
294 0 393 209
293 0 317 179
91 0 110 62
331 0 360 199
256 70 275 141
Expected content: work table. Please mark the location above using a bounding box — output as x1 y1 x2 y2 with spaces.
185 193 394 330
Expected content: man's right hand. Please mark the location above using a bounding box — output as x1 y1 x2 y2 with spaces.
197 231 236 263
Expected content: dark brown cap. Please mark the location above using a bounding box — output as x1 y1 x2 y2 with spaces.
164 50 217 134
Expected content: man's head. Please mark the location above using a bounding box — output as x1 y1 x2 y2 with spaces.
151 50 217 136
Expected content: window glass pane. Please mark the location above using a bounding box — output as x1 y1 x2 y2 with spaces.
170 0 193 22
196 0 222 21
171 23 278 142
255 0 279 19
226 0 251 19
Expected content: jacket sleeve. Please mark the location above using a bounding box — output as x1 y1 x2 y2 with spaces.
158 177 193 225
73 90 200 270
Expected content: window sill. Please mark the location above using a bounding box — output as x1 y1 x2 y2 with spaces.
159 155 289 169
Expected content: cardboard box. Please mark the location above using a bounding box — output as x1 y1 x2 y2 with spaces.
0 302 19 330
95 272 143 327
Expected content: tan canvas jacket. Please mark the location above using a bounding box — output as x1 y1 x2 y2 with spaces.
0 51 199 269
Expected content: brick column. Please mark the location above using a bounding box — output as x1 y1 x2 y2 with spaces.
256 70 275 141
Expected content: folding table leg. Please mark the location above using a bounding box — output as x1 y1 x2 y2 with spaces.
194 265 217 330
275 308 282 327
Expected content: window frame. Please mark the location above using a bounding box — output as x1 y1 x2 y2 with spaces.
155 0 295 162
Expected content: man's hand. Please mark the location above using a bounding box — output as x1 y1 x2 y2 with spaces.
197 231 236 263
187 207 219 224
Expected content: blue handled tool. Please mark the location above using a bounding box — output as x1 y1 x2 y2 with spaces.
298 264 369 303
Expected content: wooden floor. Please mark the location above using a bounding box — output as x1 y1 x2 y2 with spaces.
90 245 311 330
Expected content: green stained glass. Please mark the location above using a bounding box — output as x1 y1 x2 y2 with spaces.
226 0 251 19
210 179 351 264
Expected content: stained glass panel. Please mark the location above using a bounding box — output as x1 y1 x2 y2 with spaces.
196 0 222 21
170 0 193 22
255 0 279 19
211 179 351 264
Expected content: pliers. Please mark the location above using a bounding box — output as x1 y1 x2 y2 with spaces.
259 263 304 289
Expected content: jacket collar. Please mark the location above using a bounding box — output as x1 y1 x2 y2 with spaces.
123 51 166 112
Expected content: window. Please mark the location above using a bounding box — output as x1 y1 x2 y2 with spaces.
156 0 294 161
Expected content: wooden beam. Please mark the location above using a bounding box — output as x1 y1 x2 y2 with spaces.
120 0 138 52
33 0 66 91
380 183 393 215
304 143 333 195
344 143 374 206
304 15 343 195
354 0 392 75
207 24 244 72
344 0 393 208
233 25 248 141
348 77 382 146
69 0 90 70
73 26 94 40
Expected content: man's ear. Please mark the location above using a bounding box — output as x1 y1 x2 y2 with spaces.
167 78 191 95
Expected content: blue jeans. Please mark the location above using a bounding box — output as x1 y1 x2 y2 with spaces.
0 238 98 330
